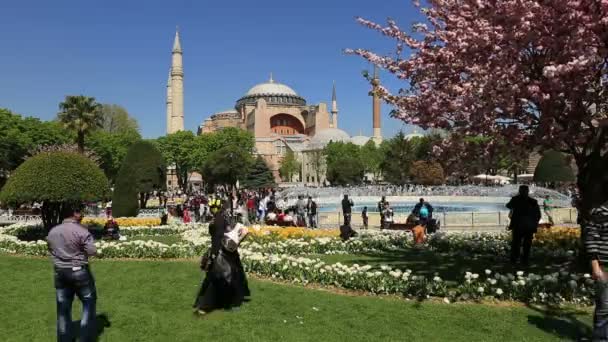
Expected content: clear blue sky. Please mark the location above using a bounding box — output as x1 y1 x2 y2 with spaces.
0 0 424 139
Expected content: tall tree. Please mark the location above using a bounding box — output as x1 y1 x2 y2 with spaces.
360 140 383 181
0 109 69 187
201 145 253 189
349 1 608 219
156 131 196 192
242 156 275 189
113 140 166 215
324 142 365 186
380 132 417 185
86 129 141 183
99 104 139 134
279 150 301 182
57 96 103 153
534 150 576 185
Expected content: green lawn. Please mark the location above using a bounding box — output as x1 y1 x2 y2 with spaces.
0 255 592 341
315 248 581 285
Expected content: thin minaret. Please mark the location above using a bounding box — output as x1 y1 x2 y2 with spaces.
372 65 382 144
331 81 338 128
166 70 173 134
169 28 184 133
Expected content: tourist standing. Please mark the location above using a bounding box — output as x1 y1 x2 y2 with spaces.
378 196 388 229
193 202 250 315
47 207 98 342
307 196 318 228
258 193 270 223
296 195 306 227
362 206 369 230
341 195 354 226
506 185 541 266
585 203 608 340
543 195 554 225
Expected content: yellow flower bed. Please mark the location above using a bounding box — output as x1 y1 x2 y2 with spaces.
534 226 580 249
249 226 340 239
82 217 161 227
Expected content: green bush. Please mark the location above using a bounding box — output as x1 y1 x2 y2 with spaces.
0 151 110 228
410 160 445 185
112 141 165 217
534 150 575 183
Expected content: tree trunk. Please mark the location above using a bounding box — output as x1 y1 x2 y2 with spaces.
41 202 66 231
575 152 608 264
77 132 85 154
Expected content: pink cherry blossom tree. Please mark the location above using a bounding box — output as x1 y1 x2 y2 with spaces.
348 0 608 218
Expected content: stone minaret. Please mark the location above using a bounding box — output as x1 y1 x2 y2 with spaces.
168 29 184 133
331 81 338 128
372 65 382 144
166 70 173 134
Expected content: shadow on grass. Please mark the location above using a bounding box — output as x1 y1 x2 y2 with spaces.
68 313 111 341
321 248 587 284
525 305 591 341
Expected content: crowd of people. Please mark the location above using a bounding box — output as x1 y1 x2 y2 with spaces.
153 188 321 229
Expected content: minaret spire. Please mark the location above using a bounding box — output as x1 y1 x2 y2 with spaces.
269 72 274 83
172 27 182 52
331 81 338 128
169 27 184 133
166 70 173 134
372 65 382 144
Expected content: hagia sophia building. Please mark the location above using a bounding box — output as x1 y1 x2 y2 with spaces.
165 29 384 186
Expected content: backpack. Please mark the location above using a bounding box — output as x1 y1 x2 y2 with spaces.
419 206 429 218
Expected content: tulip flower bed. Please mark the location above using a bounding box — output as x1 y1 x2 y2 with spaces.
0 222 593 305
83 217 162 227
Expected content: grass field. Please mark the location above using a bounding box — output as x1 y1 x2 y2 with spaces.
0 255 592 341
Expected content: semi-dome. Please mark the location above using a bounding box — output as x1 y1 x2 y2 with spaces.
351 135 371 146
236 74 306 107
308 128 351 149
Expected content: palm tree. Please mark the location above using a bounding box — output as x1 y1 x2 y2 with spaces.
57 95 103 153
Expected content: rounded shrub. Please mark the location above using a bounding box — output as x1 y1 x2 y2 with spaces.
0 151 110 228
534 150 575 183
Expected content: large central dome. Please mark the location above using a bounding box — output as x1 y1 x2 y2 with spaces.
236 75 306 107
245 81 298 97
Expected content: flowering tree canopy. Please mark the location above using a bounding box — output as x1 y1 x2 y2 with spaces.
348 0 608 212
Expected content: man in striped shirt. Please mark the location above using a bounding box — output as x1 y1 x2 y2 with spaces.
585 204 608 341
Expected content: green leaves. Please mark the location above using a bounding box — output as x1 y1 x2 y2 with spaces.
279 150 300 182
113 141 166 217
324 142 365 186
534 150 575 183
57 95 104 152
242 156 275 189
201 144 253 188
0 151 110 204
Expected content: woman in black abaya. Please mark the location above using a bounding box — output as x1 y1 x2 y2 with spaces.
193 204 250 315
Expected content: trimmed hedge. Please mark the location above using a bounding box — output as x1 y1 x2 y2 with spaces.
0 151 110 228
112 141 165 217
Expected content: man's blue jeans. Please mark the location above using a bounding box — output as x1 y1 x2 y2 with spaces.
54 267 97 342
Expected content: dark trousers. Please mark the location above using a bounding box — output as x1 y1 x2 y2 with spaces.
343 213 352 226
54 266 97 342
510 230 534 264
594 278 608 341
308 213 317 228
